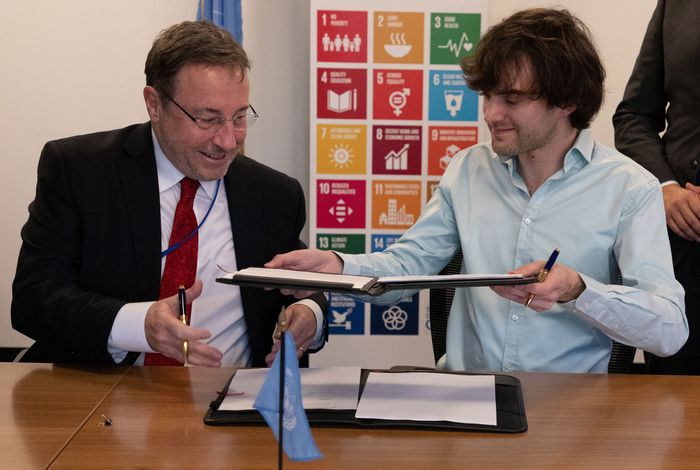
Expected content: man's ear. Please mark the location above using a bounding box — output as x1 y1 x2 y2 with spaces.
143 86 161 122
559 103 577 118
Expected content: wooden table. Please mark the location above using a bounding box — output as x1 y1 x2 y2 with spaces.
0 363 126 469
4 363 700 469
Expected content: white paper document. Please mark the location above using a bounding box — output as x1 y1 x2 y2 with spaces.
222 267 376 289
355 372 497 426
219 366 362 411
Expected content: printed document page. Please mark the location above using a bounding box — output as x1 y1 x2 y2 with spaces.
219 366 362 411
355 372 497 425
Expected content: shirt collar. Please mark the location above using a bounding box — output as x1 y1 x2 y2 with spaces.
495 128 594 175
151 130 220 199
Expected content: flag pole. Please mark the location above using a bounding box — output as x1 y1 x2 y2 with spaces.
277 307 288 470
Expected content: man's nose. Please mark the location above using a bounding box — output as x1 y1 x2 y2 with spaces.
211 121 244 150
483 99 504 124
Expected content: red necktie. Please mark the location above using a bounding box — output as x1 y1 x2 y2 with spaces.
145 177 200 366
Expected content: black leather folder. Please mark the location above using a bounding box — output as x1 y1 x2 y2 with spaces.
217 268 537 296
204 368 527 433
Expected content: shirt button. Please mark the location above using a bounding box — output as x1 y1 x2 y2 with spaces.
692 159 699 168
512 314 519 321
524 217 532 225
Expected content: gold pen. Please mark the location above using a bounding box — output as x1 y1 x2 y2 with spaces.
525 248 560 308
178 285 188 365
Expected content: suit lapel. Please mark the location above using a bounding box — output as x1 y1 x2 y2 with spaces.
225 156 263 270
118 123 162 297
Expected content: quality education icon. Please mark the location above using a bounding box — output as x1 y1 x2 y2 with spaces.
317 68 367 119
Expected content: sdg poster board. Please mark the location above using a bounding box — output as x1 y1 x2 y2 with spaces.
310 0 487 368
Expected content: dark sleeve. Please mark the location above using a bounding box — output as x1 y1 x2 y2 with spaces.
11 141 125 364
613 0 675 182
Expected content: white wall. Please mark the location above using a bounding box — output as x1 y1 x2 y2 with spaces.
0 0 656 348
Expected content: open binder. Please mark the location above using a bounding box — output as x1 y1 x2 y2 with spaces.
217 267 537 296
204 367 527 433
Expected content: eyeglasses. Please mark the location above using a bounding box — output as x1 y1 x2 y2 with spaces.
162 92 259 131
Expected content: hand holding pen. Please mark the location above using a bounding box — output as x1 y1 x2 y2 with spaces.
144 281 224 367
525 248 560 307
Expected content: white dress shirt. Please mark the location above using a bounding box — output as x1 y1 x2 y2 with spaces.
108 133 323 365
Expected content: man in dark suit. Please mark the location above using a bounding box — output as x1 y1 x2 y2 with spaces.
613 0 700 374
11 21 327 367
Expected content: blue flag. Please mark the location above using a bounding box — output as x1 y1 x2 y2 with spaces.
254 332 323 462
196 0 243 43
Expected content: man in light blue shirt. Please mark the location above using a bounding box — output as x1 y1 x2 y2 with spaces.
267 8 688 373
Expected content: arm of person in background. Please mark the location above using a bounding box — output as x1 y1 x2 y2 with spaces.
613 0 700 241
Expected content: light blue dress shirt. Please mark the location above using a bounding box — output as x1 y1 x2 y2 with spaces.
341 129 688 373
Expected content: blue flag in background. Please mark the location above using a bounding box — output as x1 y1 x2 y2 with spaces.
196 0 243 43
254 332 323 462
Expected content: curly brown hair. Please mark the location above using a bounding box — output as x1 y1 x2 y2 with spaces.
462 8 605 130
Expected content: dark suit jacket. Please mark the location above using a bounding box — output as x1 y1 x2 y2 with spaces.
613 0 700 264
11 122 327 366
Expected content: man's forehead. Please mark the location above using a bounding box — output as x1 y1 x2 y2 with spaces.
495 59 535 94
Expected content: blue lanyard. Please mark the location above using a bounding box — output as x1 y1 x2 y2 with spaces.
161 179 221 258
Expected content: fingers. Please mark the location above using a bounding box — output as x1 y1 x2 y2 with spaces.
184 280 204 304
285 305 317 350
279 287 318 299
266 305 317 366
144 282 222 366
685 182 700 195
663 184 700 241
265 337 307 367
265 249 344 273
491 264 584 309
265 250 314 270
185 341 223 367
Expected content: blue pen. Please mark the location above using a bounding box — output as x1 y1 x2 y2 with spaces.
525 248 559 307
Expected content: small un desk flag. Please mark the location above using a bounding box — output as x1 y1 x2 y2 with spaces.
254 331 323 462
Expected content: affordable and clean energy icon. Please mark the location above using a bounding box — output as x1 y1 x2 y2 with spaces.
444 90 464 117
383 32 412 58
330 143 354 169
389 88 411 116
437 32 474 58
328 199 354 223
